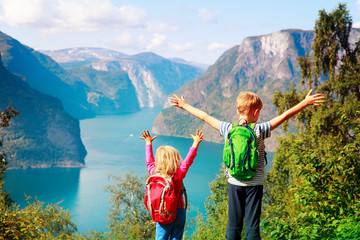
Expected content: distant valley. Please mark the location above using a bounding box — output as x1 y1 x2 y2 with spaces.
1 28 358 168
0 31 205 168
42 48 206 110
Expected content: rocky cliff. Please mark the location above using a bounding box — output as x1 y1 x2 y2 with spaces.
152 29 360 151
43 48 205 109
66 66 139 115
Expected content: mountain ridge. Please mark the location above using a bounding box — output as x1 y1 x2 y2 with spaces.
0 32 96 120
43 48 205 108
0 53 86 169
152 28 360 151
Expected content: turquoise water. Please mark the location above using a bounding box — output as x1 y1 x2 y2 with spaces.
4 108 225 233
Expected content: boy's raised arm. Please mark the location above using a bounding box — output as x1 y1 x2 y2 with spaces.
170 94 220 130
270 89 324 130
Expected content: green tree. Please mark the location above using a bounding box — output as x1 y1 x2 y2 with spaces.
105 172 155 239
73 230 107 240
25 197 77 238
0 198 78 240
190 167 227 239
190 165 248 239
0 104 19 208
263 3 360 239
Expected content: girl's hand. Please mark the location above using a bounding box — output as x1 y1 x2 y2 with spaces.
303 89 325 106
170 94 187 109
191 129 205 148
140 130 157 145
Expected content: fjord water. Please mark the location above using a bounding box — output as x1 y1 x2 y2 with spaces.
4 108 225 233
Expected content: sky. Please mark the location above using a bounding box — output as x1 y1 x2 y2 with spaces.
0 0 359 65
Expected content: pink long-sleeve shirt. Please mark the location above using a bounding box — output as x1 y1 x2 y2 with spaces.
146 144 198 208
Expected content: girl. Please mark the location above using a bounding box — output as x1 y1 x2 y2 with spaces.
140 129 205 240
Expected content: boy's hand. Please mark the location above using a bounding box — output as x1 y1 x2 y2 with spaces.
170 94 221 131
190 129 205 148
140 130 157 145
303 89 325 106
170 94 187 109
270 89 325 130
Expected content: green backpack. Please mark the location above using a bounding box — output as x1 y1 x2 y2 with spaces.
223 123 259 181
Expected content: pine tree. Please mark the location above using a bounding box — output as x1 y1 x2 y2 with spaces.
190 166 229 239
263 4 360 239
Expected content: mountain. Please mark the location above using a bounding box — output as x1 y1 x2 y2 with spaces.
34 47 139 115
67 66 139 115
0 54 86 169
41 47 128 68
151 29 360 151
0 32 95 120
43 48 205 108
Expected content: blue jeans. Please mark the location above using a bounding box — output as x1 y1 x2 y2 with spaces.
155 208 186 240
226 184 263 240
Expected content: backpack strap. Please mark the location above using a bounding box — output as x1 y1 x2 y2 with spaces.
250 123 267 165
227 133 235 170
168 175 187 212
180 184 187 212
238 125 255 172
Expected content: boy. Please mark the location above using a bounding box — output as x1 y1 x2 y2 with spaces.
170 89 324 240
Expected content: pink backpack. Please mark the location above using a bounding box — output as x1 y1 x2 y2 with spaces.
144 174 186 224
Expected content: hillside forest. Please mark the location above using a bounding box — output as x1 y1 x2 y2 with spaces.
1 4 359 239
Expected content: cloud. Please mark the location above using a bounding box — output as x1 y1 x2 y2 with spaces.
145 22 178 32
145 33 167 51
169 42 195 53
0 0 147 33
115 33 194 54
0 0 54 28
113 32 135 48
354 0 360 28
197 8 217 24
207 42 230 52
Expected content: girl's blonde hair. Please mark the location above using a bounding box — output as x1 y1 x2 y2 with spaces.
236 92 263 116
155 145 181 176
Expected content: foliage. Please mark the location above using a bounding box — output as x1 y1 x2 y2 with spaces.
72 230 108 240
0 199 43 239
0 197 78 239
263 3 360 239
27 197 77 237
190 165 245 239
0 104 19 208
105 172 155 239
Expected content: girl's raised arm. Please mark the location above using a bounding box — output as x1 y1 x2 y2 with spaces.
140 130 157 145
190 129 205 148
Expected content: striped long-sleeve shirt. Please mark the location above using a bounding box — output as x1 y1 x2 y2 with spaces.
219 121 271 186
